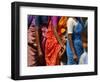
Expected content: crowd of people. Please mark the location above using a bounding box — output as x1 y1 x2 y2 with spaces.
27 16 88 66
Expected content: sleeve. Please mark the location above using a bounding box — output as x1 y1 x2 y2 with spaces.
67 18 74 34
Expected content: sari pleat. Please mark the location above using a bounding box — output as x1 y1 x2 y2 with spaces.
45 16 67 66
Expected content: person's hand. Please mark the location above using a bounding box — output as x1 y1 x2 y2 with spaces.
73 54 78 63
61 45 66 54
59 45 66 59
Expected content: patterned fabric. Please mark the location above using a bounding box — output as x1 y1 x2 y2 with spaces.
45 16 67 65
45 20 61 65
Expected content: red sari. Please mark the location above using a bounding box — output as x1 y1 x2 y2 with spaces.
45 16 67 66
45 20 61 65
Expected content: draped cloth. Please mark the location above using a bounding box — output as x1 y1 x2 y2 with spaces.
45 20 61 65
58 16 67 35
45 16 67 66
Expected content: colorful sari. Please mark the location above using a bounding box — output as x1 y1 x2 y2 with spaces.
45 16 67 65
58 16 67 35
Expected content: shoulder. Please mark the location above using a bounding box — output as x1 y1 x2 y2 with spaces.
67 17 76 25
67 18 74 22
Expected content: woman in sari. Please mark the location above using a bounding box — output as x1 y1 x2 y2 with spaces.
28 16 48 66
35 16 48 66
45 16 67 65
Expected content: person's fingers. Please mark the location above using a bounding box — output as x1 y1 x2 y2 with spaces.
73 55 78 62
74 58 78 62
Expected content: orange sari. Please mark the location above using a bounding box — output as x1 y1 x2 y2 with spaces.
45 16 67 66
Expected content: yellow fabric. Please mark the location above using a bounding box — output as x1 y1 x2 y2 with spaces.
61 28 66 33
58 16 67 33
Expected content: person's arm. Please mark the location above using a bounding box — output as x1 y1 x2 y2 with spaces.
68 34 78 62
35 16 43 56
67 18 78 62
52 16 63 47
52 17 65 60
35 27 42 55
53 26 63 47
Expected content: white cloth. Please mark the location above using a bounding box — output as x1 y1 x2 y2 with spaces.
79 51 88 64
67 18 77 34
